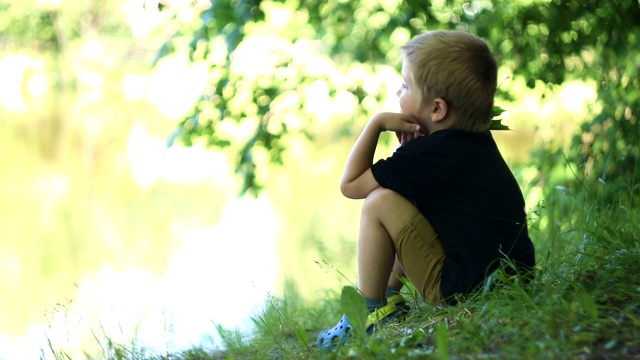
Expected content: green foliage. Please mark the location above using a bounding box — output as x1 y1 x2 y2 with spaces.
158 0 514 195
340 286 368 340
3 0 636 197
159 0 639 195
473 0 640 199
0 0 129 51
489 106 510 130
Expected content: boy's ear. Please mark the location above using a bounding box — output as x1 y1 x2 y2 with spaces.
430 97 449 123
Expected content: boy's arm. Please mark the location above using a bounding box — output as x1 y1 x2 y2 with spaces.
340 112 421 199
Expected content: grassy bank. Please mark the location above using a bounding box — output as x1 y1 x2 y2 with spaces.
50 174 640 359
223 183 639 359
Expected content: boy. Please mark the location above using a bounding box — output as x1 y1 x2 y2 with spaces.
317 30 536 349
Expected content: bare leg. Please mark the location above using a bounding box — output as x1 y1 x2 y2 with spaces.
358 191 395 299
388 257 405 290
318 187 440 350
358 187 421 299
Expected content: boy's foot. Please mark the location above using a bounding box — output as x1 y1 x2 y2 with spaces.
316 294 410 350
316 313 352 350
387 293 411 315
365 296 408 333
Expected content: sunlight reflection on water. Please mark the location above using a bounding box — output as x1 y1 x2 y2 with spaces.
79 196 278 356
0 180 279 359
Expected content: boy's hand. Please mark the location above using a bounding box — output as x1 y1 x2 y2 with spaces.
341 112 426 199
395 129 425 145
371 112 426 145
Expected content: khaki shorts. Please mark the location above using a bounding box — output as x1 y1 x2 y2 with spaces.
393 211 446 304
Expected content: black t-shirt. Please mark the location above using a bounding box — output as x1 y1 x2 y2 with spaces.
371 129 535 304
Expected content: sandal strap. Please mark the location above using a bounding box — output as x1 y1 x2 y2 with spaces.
386 294 407 306
366 302 398 329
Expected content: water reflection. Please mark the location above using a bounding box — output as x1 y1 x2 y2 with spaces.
147 196 278 349
0 101 279 358
2 196 278 359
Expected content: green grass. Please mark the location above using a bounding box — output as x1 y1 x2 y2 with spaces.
245 254 638 359
212 176 640 359
47 175 640 359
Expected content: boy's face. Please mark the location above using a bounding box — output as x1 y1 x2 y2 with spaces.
397 61 425 121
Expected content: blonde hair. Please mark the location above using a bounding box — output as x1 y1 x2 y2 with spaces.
401 31 497 132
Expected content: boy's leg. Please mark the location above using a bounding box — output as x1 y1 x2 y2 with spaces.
388 257 405 291
359 187 444 303
358 187 424 298
317 187 443 349
357 188 408 300
317 189 403 349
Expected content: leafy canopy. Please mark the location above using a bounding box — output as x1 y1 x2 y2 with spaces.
160 0 639 195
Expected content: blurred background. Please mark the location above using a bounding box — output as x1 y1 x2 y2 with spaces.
2 0 634 358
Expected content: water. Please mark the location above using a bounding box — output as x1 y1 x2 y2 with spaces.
0 43 362 357
0 120 280 358
0 50 284 357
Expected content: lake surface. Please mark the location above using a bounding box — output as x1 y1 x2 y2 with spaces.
0 114 279 358
0 49 365 358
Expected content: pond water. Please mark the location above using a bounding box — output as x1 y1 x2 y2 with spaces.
0 49 365 358
0 112 280 358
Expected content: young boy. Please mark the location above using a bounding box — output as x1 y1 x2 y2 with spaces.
317 30 536 349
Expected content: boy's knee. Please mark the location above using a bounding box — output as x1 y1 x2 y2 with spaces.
363 188 420 229
362 188 402 215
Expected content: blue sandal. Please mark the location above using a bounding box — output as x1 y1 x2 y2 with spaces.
316 313 353 350
316 294 410 350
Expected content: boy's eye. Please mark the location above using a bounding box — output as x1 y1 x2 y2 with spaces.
401 83 408 89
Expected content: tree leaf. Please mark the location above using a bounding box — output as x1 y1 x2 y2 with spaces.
490 119 510 131
492 105 506 118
